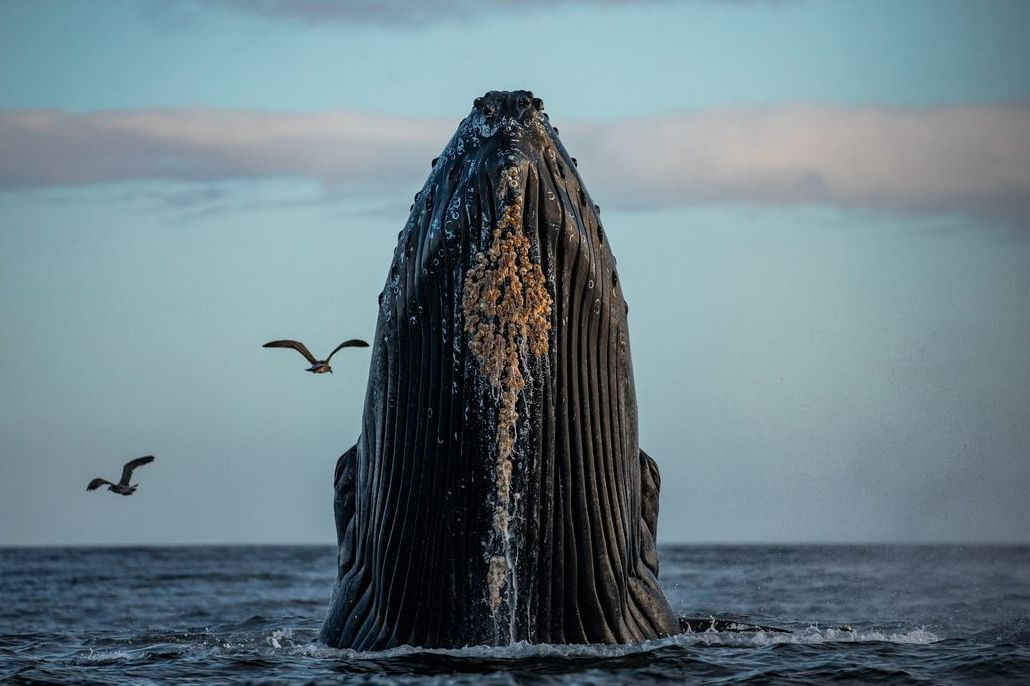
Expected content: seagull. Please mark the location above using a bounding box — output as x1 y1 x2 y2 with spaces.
87 456 155 496
262 338 369 374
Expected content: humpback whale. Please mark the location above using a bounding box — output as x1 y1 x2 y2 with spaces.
321 90 681 650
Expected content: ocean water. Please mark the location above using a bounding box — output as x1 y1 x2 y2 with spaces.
1 545 1027 685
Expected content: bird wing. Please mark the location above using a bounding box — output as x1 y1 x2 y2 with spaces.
87 478 112 491
263 340 318 364
119 455 155 486
324 338 370 362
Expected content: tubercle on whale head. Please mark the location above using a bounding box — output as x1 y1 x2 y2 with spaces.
422 91 565 203
472 89 542 124
460 90 555 146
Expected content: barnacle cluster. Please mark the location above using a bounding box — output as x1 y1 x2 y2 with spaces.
462 163 552 612
486 555 509 614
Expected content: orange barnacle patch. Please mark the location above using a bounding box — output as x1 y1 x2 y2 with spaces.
461 163 553 614
462 164 552 465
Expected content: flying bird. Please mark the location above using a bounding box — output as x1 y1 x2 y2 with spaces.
87 455 155 496
263 338 369 374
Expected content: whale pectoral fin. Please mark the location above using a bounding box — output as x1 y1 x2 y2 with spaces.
334 445 354 489
334 444 358 571
322 443 366 647
639 449 662 577
626 449 682 638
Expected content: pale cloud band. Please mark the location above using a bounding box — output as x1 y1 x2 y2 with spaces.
1 105 1027 223
187 0 668 27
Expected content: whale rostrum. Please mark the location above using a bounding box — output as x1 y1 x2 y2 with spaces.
320 90 681 650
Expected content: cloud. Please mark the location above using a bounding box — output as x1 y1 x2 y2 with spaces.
191 0 669 28
1 104 1027 223
567 105 1030 223
0 109 451 193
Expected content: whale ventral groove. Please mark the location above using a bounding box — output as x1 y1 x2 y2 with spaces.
320 90 680 650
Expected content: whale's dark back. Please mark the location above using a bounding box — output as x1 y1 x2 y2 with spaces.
321 91 679 650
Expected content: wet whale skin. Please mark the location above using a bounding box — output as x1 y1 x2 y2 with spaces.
321 90 680 650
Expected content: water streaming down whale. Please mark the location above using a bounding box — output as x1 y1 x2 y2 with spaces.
320 90 681 650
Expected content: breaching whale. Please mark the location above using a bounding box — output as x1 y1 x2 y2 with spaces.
320 90 681 650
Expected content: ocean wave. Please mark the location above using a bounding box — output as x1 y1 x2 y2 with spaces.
678 624 941 646
70 648 141 665
5 545 1025 684
968 617 1030 645
286 623 941 661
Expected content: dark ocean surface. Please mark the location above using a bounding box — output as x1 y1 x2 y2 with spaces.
1 545 1028 685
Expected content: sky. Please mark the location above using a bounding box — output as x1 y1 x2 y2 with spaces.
1 0 1027 546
